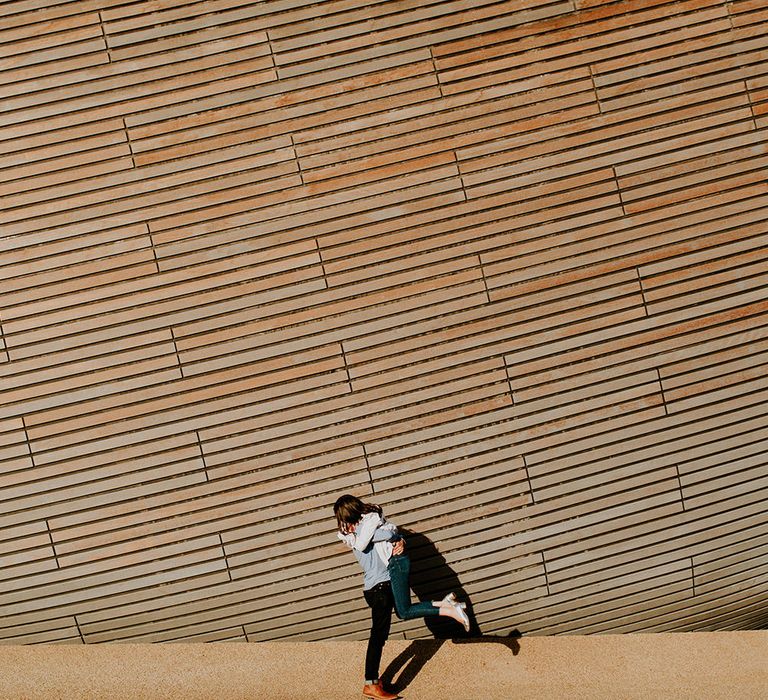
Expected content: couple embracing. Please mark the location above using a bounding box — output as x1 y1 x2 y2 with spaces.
334 495 469 700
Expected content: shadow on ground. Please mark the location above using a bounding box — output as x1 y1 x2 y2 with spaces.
381 528 521 693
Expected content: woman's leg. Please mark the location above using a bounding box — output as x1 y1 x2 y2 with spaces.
387 555 441 621
388 555 471 631
362 582 394 683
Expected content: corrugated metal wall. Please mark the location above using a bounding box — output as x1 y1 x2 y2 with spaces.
1 0 767 644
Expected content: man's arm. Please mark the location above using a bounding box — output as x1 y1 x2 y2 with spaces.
372 527 398 542
371 526 405 556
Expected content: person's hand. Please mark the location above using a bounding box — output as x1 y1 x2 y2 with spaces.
392 539 405 556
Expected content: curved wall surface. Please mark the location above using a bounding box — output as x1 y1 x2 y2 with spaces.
1 0 767 644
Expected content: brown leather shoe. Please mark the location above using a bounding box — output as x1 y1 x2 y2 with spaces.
362 680 400 699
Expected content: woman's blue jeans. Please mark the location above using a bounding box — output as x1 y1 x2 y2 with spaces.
387 553 440 620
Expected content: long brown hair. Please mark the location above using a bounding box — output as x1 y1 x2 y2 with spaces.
333 494 382 534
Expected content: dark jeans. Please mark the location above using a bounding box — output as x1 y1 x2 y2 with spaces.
388 553 440 620
363 581 394 682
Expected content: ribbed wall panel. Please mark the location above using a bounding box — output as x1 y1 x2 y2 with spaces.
0 0 766 644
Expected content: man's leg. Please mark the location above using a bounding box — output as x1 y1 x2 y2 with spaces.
363 582 394 683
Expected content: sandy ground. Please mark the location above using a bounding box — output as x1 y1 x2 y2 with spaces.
0 632 766 699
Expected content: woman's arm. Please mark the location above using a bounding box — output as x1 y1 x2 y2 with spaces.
352 512 382 551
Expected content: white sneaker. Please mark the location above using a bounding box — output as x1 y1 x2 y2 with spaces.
453 602 470 632
442 593 466 610
441 592 457 606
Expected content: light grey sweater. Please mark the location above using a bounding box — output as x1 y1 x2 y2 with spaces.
354 526 399 590
338 513 400 590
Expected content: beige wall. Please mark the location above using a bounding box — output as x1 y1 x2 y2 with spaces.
1 0 767 643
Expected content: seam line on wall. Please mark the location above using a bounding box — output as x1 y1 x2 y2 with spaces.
46 519 60 569
657 367 669 416
429 46 443 97
362 442 376 495
675 463 686 511
219 533 232 582
0 314 7 363
588 62 602 113
122 117 136 167
195 430 209 481
637 266 650 318
690 556 696 597
98 12 112 63
523 453 535 505
74 614 86 643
